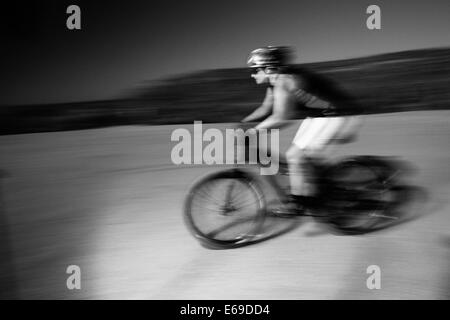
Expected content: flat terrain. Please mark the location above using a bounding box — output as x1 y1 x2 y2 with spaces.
0 111 449 299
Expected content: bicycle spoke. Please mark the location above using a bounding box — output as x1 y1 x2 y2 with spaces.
190 203 225 213
193 188 224 206
232 199 260 209
226 181 250 203
194 179 238 205
185 173 263 243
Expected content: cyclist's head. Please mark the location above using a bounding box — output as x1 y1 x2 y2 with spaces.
247 46 293 83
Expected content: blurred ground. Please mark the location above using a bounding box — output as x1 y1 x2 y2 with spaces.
0 110 449 299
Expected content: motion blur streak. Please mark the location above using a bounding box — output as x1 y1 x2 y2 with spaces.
0 111 448 299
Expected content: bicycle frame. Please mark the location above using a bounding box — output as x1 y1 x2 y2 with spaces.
234 137 332 211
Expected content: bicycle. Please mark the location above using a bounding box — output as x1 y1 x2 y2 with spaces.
183 125 400 249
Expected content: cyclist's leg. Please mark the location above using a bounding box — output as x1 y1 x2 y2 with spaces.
287 118 324 197
286 144 312 197
310 116 348 149
287 116 348 197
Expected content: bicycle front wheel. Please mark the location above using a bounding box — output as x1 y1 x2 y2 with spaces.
183 169 266 248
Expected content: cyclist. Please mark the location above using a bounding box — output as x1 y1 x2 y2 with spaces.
241 46 362 210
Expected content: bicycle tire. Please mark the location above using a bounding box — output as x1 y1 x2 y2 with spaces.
183 168 266 248
322 157 395 234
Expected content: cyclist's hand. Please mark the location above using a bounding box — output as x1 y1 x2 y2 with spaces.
236 121 256 131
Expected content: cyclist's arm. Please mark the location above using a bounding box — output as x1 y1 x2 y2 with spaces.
241 87 274 123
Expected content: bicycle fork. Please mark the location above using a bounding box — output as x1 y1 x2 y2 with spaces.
219 181 238 215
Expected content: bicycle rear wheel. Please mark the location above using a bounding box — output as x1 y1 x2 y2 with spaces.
323 158 395 234
184 169 266 248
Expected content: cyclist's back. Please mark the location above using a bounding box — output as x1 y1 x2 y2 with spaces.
283 66 363 118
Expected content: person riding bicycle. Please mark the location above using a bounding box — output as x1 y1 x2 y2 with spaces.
241 46 362 211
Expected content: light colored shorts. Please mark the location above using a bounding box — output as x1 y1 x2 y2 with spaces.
292 116 361 150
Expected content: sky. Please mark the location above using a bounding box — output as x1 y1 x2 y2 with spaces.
1 0 450 105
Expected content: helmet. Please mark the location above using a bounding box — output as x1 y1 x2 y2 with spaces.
246 46 293 68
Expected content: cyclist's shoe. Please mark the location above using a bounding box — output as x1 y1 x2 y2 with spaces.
290 195 319 209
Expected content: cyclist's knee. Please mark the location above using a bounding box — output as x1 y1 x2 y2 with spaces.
285 146 306 166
